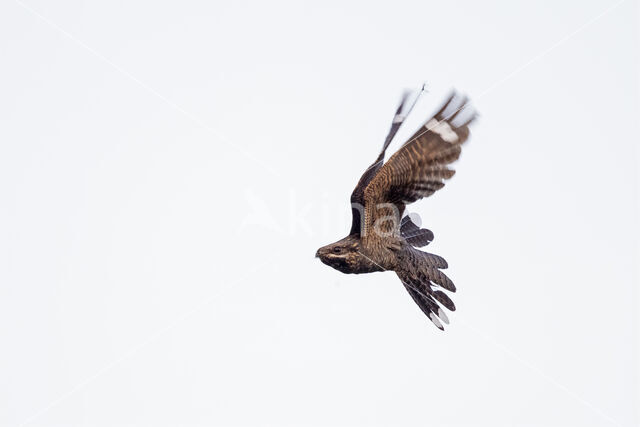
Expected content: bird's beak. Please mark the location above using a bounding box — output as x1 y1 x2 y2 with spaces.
315 249 321 258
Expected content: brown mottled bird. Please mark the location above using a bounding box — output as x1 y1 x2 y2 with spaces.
316 89 476 330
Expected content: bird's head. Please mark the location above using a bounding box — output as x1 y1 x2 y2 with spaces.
315 235 362 274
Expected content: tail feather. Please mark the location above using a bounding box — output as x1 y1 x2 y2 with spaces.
432 290 455 311
404 284 446 330
425 268 456 291
396 246 456 330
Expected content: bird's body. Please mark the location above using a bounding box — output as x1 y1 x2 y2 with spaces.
316 90 476 330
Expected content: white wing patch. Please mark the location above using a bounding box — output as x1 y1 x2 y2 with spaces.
426 118 459 143
392 114 405 124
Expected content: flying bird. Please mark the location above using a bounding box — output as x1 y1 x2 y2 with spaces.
315 89 476 330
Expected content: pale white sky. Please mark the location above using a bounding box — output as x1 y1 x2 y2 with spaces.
0 1 638 426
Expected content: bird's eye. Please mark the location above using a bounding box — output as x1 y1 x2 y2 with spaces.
333 247 342 254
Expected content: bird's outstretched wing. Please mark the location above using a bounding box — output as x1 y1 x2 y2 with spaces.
349 88 424 235
362 92 476 240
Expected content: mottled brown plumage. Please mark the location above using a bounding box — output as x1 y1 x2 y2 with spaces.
316 90 476 330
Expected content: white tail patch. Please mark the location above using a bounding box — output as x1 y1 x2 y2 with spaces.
426 118 459 143
438 308 449 324
429 313 444 329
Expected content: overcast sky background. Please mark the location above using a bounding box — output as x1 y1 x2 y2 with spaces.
1 1 638 426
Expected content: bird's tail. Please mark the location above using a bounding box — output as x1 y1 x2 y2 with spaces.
395 246 456 330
